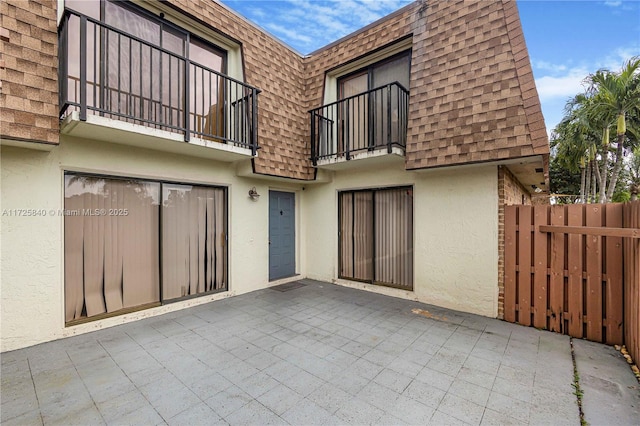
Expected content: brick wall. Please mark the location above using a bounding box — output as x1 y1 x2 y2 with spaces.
497 165 531 318
0 0 59 145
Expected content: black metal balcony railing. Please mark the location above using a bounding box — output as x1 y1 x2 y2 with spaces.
309 82 409 165
59 10 260 155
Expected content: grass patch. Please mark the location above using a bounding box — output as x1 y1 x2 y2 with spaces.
570 338 588 426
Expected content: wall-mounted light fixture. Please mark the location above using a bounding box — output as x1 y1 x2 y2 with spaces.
248 187 260 200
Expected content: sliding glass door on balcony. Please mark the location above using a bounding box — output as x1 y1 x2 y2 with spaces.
310 51 410 164
64 174 227 324
60 0 259 152
339 187 413 290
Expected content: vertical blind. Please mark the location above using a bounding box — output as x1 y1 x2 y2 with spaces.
64 175 227 323
339 187 413 290
162 184 227 300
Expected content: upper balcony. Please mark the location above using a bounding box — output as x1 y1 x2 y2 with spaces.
310 82 409 170
58 8 260 161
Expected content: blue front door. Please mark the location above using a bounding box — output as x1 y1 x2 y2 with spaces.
269 191 296 280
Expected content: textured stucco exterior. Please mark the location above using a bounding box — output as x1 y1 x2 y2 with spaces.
2 144 499 350
1 0 549 350
1 140 305 351
303 164 499 317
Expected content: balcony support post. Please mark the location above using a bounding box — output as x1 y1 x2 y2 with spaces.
79 15 87 121
310 111 317 166
184 58 190 142
387 84 392 153
252 88 258 156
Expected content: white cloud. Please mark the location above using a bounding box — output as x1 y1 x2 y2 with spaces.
533 60 568 73
535 68 589 102
226 0 413 52
604 1 622 7
264 23 313 44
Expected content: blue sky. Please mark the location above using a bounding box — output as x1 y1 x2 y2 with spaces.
220 0 640 136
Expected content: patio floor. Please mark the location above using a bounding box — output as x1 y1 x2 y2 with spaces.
0 279 613 425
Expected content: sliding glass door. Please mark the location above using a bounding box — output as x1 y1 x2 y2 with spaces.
64 174 227 324
339 187 413 290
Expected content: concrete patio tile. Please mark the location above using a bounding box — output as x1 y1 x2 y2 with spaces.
1 391 39 422
415 366 455 392
223 399 286 425
429 409 473 425
448 377 492 406
218 359 260 383
386 357 424 378
335 325 363 341
324 347 359 366
4 280 633 426
1 409 43 426
480 407 523 425
96 388 158 423
340 340 372 357
335 396 385 424
167 401 224 426
350 357 385 380
270 341 301 360
427 352 465 376
281 369 325 397
491 375 533 403
397 346 434 366
79 367 137 405
327 370 370 396
437 392 485 425
377 412 409 425
43 404 105 426
496 363 535 387
263 359 303 382
529 388 579 426
188 372 235 400
463 354 501 376
373 367 414 393
280 399 337 425
97 333 140 356
356 380 401 412
456 366 497 391
244 350 281 372
140 378 201 420
403 378 447 408
362 348 396 367
305 382 353 414
234 371 280 399
486 391 531 424
205 385 253 418
256 383 305 415
250 333 283 351
386 394 436 424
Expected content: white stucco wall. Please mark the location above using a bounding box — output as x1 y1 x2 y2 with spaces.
303 162 499 317
1 138 303 351
2 138 499 352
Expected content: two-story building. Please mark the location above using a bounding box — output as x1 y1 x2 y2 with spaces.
0 0 548 351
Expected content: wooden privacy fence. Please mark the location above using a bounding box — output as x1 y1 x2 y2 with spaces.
504 202 640 353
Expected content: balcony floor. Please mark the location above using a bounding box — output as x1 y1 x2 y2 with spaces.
2 280 636 425
61 111 255 162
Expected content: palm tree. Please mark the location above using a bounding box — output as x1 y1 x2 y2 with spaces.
585 57 640 202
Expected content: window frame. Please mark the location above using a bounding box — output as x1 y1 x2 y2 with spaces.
337 49 412 99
